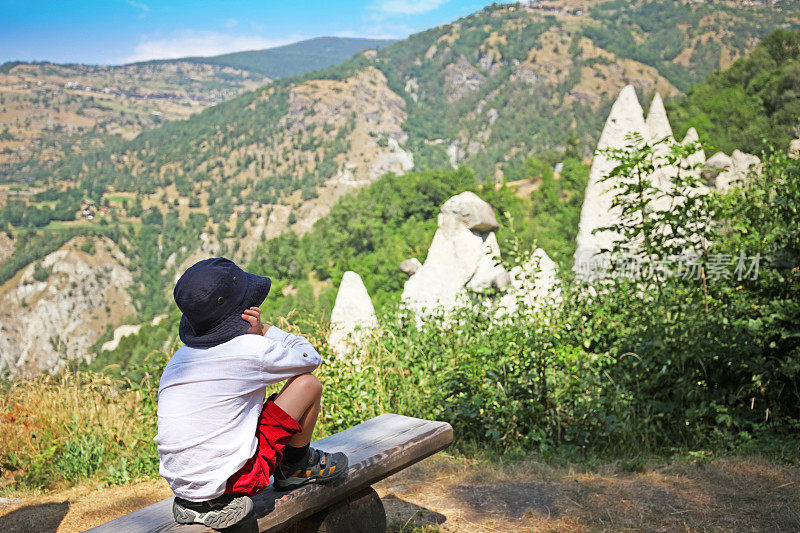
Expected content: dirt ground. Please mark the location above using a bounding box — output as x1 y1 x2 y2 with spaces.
0 454 798 532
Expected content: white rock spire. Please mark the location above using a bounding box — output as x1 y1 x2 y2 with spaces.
328 271 378 356
645 93 673 143
573 85 647 274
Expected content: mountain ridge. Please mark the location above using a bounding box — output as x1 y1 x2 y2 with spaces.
134 37 397 78
0 37 394 177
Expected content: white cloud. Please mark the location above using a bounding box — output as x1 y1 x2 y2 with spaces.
120 30 301 63
224 18 239 29
374 0 448 15
126 0 150 18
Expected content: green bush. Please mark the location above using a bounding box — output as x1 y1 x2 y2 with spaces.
31 261 52 282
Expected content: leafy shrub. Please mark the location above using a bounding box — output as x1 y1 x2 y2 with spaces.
80 239 96 255
31 261 52 282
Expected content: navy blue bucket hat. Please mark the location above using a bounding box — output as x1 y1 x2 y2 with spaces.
174 257 271 348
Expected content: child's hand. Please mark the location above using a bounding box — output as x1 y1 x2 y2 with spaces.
242 307 269 335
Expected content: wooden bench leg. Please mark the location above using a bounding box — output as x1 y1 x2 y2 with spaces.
283 486 387 533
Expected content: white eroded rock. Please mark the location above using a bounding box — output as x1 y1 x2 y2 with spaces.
399 258 422 276
574 85 647 274
790 138 800 159
498 248 560 315
402 224 484 314
706 151 733 170
0 237 135 376
702 151 733 188
715 150 760 191
328 271 378 355
402 192 507 315
681 127 706 169
466 232 511 292
645 93 672 142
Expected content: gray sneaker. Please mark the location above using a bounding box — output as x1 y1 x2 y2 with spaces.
173 493 253 529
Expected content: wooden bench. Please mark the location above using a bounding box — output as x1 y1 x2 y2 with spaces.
86 414 453 533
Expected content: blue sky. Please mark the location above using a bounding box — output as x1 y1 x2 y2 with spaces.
1 0 497 65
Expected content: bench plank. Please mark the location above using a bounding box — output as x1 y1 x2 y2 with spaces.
86 414 453 533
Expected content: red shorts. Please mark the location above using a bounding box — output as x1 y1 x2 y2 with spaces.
224 394 301 495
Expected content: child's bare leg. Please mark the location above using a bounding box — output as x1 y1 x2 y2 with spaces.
272 373 348 490
273 373 322 446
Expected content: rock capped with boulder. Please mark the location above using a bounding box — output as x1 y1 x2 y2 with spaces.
402 191 510 315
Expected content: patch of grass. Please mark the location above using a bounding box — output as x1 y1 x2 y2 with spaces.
0 370 160 491
104 195 130 204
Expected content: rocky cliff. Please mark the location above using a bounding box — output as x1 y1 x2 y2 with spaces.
0 236 135 377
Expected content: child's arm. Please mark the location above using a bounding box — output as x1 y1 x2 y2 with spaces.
242 307 321 382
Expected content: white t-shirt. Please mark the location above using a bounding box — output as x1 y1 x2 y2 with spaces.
154 327 321 501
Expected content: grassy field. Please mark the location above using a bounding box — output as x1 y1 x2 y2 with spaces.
102 195 133 204
1 362 799 531
1 452 798 532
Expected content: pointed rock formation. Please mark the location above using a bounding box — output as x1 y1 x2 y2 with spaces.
498 248 560 315
402 191 509 315
681 127 706 168
645 93 672 143
328 271 378 355
574 85 647 275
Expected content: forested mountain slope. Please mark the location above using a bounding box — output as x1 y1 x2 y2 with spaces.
2 0 799 375
0 38 392 178
0 61 269 174
579 0 798 91
668 29 800 154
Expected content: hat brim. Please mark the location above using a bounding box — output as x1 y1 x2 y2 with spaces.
179 272 271 348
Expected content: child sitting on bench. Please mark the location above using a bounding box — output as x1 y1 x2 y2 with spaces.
155 257 347 529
